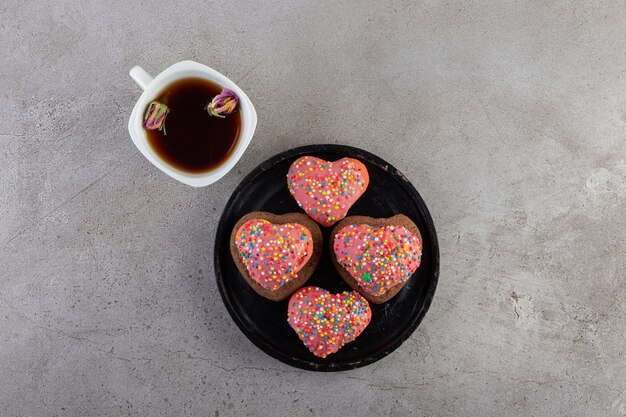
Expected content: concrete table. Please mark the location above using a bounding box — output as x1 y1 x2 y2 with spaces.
1 1 624 416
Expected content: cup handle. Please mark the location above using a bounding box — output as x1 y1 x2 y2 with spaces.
129 66 153 91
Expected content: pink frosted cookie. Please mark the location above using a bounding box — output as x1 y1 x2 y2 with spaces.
230 212 323 301
330 215 422 304
287 156 369 227
287 286 372 358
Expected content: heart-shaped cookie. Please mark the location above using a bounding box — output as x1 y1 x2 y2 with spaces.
288 286 372 358
230 212 323 301
287 156 369 227
331 214 422 304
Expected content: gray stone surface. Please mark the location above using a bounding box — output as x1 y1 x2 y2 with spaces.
1 0 625 416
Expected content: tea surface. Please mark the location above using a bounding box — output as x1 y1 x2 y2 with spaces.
145 78 241 173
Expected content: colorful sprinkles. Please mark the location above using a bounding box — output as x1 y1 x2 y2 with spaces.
235 219 313 291
287 287 372 358
333 224 422 296
287 156 369 227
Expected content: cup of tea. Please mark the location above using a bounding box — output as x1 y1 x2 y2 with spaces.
128 61 257 187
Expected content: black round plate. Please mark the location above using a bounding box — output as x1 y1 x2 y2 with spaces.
214 145 439 371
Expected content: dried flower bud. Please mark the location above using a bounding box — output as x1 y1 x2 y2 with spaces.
207 88 238 118
144 101 169 133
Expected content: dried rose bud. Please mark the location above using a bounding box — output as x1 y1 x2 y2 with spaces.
207 88 238 118
144 101 169 133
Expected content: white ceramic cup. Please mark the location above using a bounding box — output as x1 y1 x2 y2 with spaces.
128 61 257 187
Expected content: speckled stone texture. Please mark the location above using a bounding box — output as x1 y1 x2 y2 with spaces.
1 1 625 416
